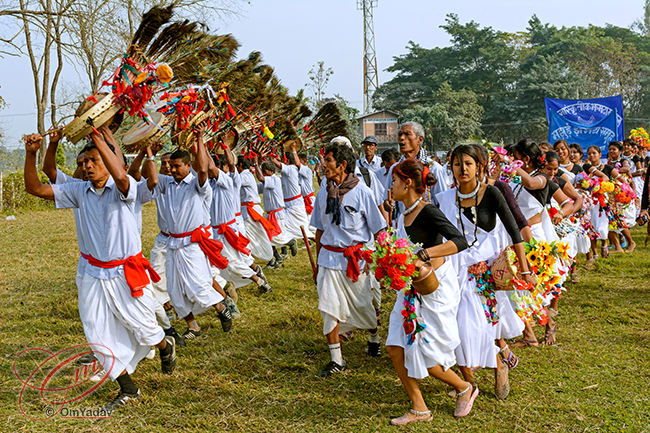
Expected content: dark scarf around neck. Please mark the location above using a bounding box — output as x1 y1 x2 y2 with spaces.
326 172 360 225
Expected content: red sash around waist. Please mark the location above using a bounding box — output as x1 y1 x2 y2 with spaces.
265 207 285 240
87 252 160 298
304 192 315 215
169 226 229 269
284 194 302 203
212 219 251 255
242 201 276 238
322 243 364 283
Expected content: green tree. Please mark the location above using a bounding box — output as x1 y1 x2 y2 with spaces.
306 61 334 110
402 83 483 151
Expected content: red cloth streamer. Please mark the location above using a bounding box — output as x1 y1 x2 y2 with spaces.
212 220 251 255
169 226 229 269
265 207 285 240
243 202 276 238
303 192 314 215
322 244 364 282
87 252 160 298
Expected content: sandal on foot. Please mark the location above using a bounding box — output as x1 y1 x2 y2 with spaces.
548 307 559 318
454 384 479 418
541 325 557 345
498 345 519 370
600 246 609 258
510 337 538 348
495 367 510 400
390 409 432 426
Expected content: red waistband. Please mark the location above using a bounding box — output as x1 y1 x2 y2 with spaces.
80 252 90 260
305 192 314 198
86 252 160 297
168 226 205 238
235 212 242 217
211 219 236 229
268 207 285 214
322 244 364 283
160 231 169 237
285 194 302 202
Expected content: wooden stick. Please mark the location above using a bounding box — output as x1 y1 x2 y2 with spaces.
300 225 318 284
387 190 393 227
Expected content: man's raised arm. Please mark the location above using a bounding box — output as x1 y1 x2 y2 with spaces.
24 134 54 200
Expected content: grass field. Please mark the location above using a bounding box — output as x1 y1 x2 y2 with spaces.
0 204 649 432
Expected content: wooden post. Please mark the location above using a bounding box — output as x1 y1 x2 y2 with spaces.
0 171 3 213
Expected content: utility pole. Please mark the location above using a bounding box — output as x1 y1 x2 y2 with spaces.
358 0 378 114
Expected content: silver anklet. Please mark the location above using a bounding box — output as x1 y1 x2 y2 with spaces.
456 383 473 398
409 409 431 417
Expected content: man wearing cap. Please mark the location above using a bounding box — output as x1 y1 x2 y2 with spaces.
357 135 382 174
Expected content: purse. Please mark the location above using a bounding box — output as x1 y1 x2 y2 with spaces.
490 247 523 291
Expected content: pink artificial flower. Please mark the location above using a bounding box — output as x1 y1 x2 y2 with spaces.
377 231 389 245
395 238 409 249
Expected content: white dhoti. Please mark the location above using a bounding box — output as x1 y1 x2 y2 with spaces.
149 237 170 305
215 235 256 289
317 268 377 335
78 273 165 380
166 243 224 319
385 259 460 379
143 284 171 330
269 218 294 248
243 218 274 261
283 201 314 240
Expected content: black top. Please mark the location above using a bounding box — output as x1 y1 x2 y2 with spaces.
546 176 565 205
583 163 614 178
493 180 528 231
460 185 523 245
406 204 469 252
561 163 582 175
644 156 650 167
517 172 551 206
632 155 641 165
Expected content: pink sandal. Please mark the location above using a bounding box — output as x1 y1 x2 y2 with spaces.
454 384 479 418
390 409 432 426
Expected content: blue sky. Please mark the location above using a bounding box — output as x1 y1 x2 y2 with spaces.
0 0 644 148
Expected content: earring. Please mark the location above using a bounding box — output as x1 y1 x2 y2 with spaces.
404 186 408 190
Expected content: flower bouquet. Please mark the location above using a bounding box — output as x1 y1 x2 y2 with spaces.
630 127 650 149
363 229 419 291
510 238 568 325
363 229 423 345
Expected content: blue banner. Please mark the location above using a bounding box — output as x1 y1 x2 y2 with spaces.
545 95 624 143
548 109 617 156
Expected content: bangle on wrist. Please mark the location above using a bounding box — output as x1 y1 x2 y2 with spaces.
520 271 531 275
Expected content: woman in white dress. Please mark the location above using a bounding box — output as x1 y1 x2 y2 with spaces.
385 158 474 424
495 139 573 347
437 146 536 403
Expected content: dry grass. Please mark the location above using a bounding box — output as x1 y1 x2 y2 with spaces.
0 204 649 432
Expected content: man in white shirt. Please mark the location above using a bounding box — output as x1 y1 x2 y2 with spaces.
253 157 297 269
378 148 399 191
155 126 233 339
236 157 274 262
23 131 176 413
356 135 382 174
207 150 273 295
298 153 316 216
311 140 387 377
269 141 314 242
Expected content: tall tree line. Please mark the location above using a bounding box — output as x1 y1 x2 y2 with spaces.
373 12 650 150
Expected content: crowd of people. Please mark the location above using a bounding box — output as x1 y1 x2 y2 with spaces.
20 119 649 424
